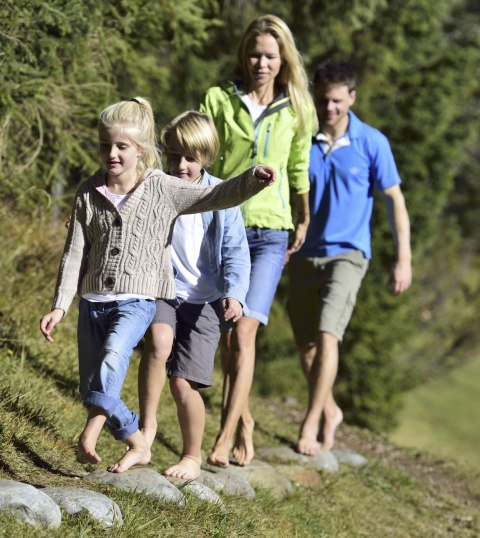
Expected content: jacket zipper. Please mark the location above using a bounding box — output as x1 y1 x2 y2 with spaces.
263 123 272 158
277 163 286 209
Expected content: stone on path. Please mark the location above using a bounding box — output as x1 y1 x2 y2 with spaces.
198 467 256 499
43 487 123 528
165 477 225 509
272 464 323 490
256 446 339 473
0 479 61 529
205 460 293 500
85 468 185 505
332 449 368 467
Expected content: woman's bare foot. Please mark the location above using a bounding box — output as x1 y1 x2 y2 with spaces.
207 433 231 468
77 438 102 464
232 415 255 466
296 419 322 456
320 405 343 451
107 431 151 473
164 455 202 480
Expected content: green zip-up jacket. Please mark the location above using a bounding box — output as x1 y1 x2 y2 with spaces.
200 81 312 230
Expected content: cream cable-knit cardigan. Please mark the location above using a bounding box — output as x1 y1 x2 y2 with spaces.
52 167 266 314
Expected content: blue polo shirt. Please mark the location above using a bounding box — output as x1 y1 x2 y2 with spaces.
299 111 401 260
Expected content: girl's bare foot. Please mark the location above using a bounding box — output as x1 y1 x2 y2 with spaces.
164 455 202 480
320 405 343 451
107 431 151 473
207 436 231 468
77 439 102 464
232 415 255 466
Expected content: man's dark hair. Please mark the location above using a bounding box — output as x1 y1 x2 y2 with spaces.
313 60 356 91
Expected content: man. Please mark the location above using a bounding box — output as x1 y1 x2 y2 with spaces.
287 60 412 455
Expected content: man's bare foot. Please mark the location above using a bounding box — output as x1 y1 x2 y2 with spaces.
107 431 151 473
207 436 231 468
320 405 343 451
77 439 102 464
296 420 322 456
164 455 202 480
232 415 255 466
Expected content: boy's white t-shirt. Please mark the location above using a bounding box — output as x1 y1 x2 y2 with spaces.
83 187 155 302
241 94 267 122
171 213 220 304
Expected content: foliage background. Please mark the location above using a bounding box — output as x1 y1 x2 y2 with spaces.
1 0 479 432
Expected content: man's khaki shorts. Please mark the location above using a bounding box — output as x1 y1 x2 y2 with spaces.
287 250 369 346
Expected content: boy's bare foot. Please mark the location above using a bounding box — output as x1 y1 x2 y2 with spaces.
296 419 322 456
107 431 151 473
77 439 102 464
164 455 202 480
207 437 231 468
140 424 158 450
320 405 343 451
232 415 255 466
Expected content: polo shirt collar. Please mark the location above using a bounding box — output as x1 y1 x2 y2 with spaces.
346 111 363 139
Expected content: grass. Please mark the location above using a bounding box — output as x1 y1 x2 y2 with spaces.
0 209 479 536
390 354 480 469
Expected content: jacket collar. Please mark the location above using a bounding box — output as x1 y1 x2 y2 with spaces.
230 80 291 126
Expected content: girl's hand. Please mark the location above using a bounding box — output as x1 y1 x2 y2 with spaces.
40 308 64 342
221 297 243 323
253 165 276 186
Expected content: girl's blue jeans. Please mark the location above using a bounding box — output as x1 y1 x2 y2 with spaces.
77 297 156 440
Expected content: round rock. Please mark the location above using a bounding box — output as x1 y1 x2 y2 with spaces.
85 468 186 504
43 487 123 528
0 479 61 529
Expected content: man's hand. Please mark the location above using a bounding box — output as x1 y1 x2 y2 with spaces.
40 308 64 342
285 192 310 263
390 258 412 295
221 297 243 323
253 165 276 186
286 222 308 263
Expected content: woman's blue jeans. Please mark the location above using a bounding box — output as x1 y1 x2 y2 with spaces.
77 298 156 440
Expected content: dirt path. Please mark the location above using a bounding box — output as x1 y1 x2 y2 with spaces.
259 396 480 512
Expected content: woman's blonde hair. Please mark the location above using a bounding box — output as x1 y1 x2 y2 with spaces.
161 111 220 167
99 96 162 173
236 14 318 133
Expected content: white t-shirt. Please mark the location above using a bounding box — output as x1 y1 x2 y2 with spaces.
242 94 267 122
171 213 220 304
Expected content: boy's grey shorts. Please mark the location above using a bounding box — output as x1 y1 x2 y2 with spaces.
153 298 230 388
287 250 369 345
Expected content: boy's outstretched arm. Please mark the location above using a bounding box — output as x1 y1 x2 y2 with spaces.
40 308 64 342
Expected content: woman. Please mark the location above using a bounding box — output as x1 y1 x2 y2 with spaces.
200 14 317 467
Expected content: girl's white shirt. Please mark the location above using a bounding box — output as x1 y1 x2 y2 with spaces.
171 212 220 304
82 185 155 303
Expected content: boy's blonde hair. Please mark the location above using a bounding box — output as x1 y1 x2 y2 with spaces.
236 14 318 134
161 111 220 167
99 96 162 173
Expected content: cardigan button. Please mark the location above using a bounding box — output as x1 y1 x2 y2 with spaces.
105 277 115 287
110 247 120 256
113 217 121 227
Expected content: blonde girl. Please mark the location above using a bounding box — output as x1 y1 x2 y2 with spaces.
40 98 275 473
